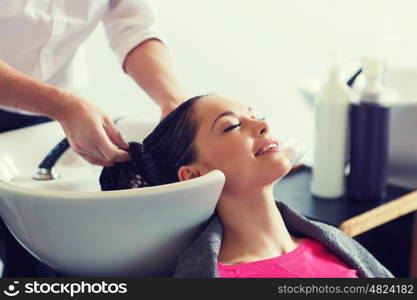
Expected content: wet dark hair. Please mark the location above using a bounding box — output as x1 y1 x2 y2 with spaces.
99 95 205 191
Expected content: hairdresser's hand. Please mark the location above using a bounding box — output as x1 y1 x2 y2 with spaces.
56 98 131 166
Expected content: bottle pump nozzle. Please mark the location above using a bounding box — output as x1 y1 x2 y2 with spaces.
362 57 384 95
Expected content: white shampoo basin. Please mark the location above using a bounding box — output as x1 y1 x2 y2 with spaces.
0 117 225 277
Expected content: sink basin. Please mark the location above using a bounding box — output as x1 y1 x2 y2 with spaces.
0 117 225 277
0 122 102 191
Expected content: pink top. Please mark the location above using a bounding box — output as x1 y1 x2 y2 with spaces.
217 238 359 278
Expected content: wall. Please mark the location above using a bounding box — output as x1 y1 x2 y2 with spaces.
82 0 417 164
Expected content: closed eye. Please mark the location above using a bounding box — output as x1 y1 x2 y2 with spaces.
224 122 241 132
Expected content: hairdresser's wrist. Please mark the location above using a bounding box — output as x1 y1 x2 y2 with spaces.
160 97 184 119
35 86 78 122
46 89 84 122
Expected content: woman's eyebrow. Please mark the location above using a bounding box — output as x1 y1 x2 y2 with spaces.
210 111 235 132
210 107 252 132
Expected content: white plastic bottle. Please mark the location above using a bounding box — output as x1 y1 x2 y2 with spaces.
311 65 351 198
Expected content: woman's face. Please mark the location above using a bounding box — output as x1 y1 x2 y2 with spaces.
184 95 291 192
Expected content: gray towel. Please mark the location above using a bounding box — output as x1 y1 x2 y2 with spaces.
174 201 393 278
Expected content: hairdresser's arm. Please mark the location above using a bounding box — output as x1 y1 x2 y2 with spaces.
124 39 186 119
0 59 130 166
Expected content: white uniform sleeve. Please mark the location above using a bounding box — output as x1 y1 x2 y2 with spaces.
102 0 164 70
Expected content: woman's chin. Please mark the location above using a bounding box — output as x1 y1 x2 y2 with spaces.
255 154 292 183
254 164 291 187
274 168 290 182
272 158 292 180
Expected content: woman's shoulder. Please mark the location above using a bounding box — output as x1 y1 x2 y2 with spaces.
173 215 223 278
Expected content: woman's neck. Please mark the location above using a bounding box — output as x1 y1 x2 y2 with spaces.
217 185 301 264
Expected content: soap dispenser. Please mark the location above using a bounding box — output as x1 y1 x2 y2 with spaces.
348 58 390 202
311 65 351 199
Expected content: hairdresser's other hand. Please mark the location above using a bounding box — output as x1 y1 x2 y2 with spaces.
56 97 131 166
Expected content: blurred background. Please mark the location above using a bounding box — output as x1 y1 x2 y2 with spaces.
81 0 417 166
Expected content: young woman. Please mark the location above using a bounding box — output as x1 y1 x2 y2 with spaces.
100 95 393 278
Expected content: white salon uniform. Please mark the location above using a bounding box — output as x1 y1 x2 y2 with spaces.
0 0 162 115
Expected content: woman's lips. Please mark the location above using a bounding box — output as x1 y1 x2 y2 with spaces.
255 140 280 156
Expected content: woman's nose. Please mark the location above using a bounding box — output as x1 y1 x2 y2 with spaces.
254 118 268 136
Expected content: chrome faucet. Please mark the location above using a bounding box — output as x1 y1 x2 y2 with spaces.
33 138 69 180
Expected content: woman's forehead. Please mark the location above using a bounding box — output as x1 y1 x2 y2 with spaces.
196 96 246 119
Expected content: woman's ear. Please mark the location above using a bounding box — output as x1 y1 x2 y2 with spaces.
178 165 202 181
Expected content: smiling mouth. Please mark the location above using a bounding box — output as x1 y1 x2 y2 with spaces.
255 142 279 156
